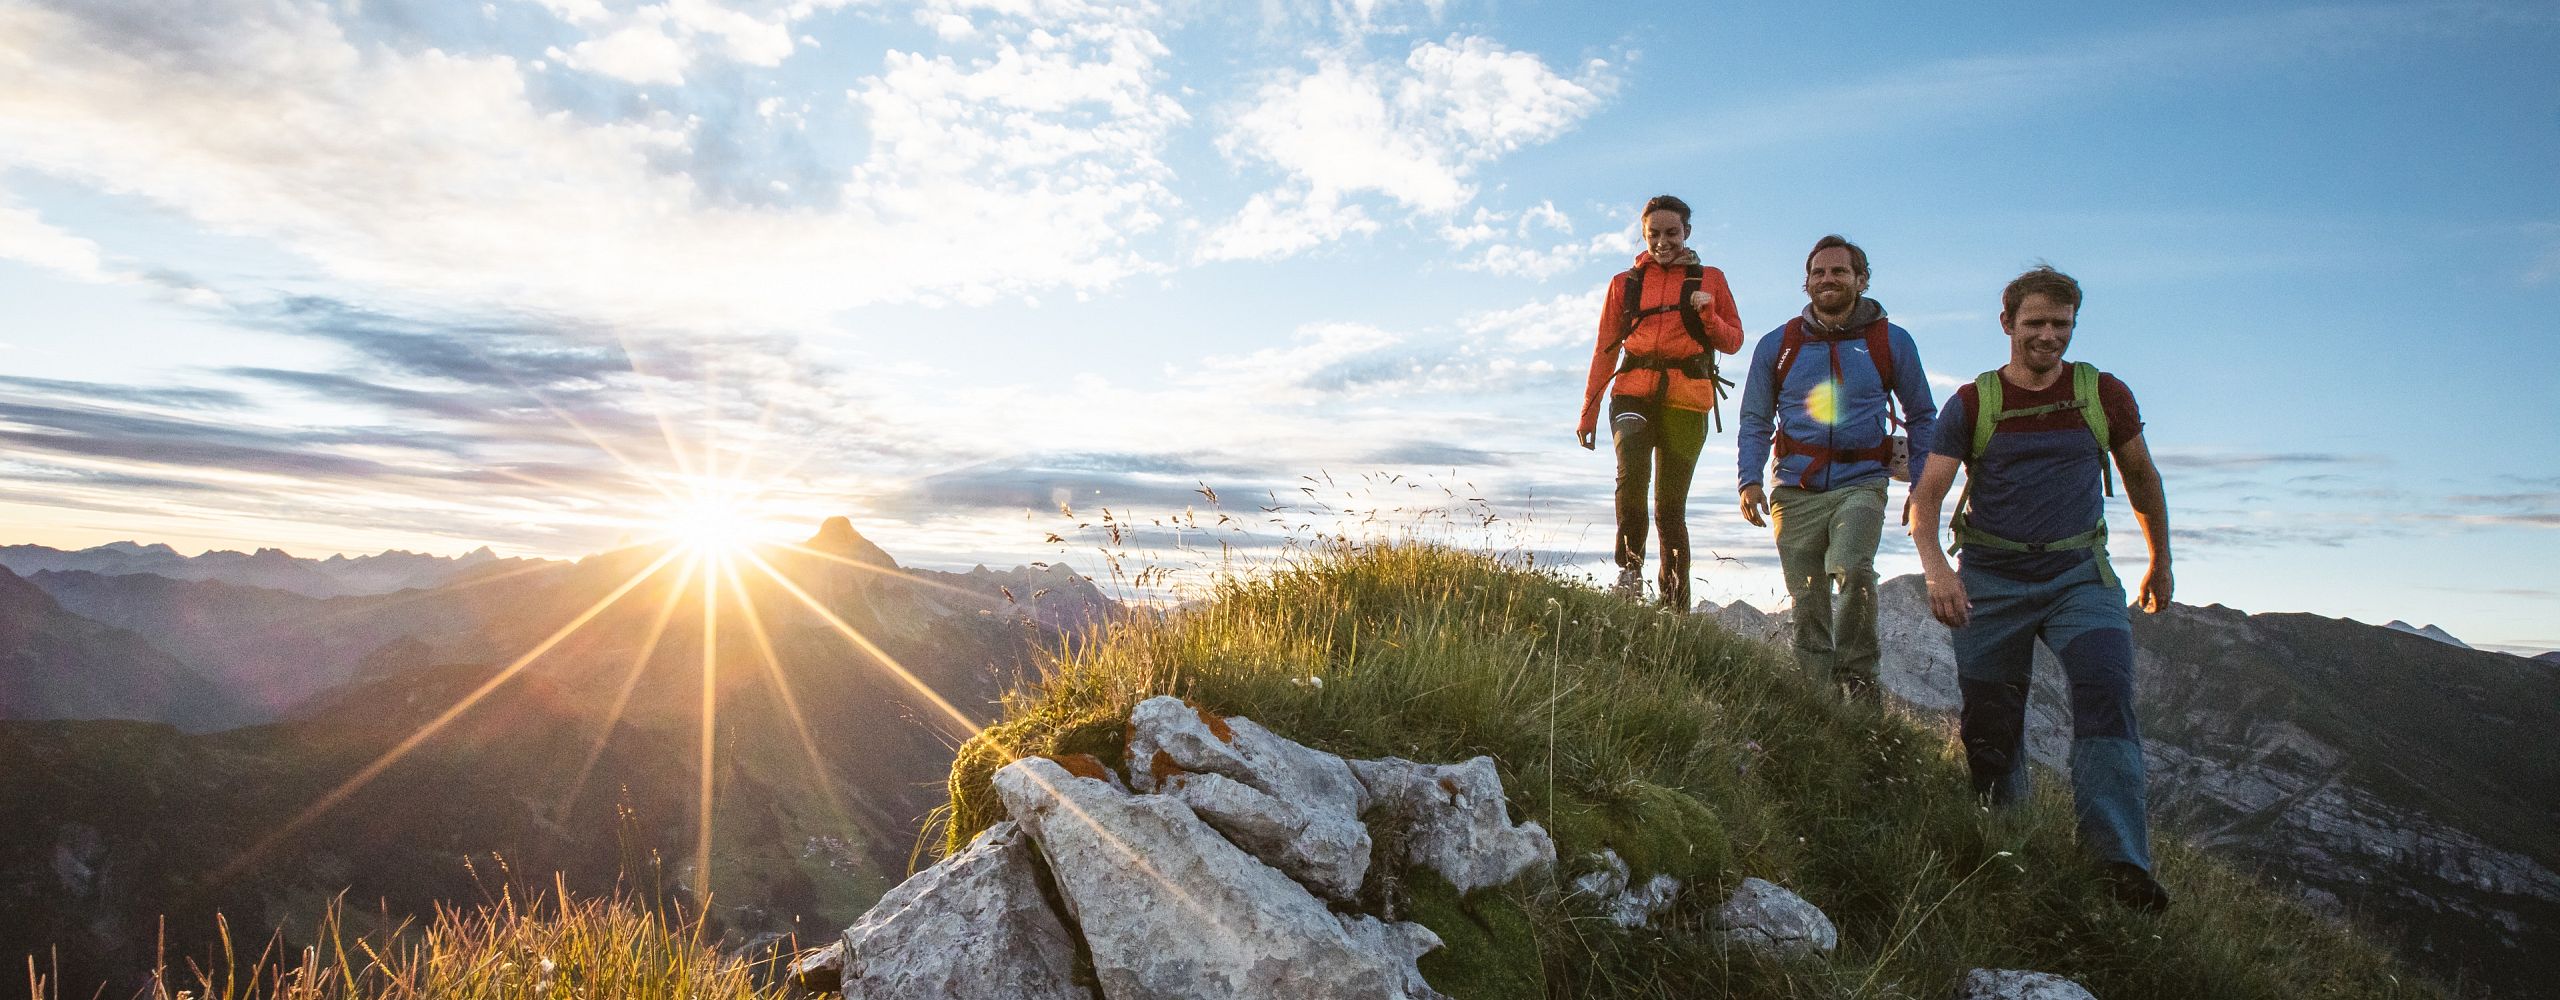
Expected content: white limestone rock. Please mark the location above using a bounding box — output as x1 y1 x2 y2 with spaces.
1123 695 1251 792
1568 850 1682 928
1161 770 1371 902
1125 695 1373 902
993 756 1448 1000
1350 755 1557 893
1712 877 1838 958
835 820 1084 1000
1957 968 2099 1000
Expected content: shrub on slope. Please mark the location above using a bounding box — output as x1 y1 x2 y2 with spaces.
945 541 2442 999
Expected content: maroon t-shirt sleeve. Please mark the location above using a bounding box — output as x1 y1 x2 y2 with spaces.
2098 373 2143 448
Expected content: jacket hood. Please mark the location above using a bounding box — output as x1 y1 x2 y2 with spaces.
1799 295 1886 337
1631 248 1701 271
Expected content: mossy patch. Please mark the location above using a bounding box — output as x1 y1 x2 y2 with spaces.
942 704 1131 856
1404 868 1544 1000
1537 778 1732 895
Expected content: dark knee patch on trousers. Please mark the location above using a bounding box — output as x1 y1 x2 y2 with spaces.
2059 630 2139 740
1959 678 2031 799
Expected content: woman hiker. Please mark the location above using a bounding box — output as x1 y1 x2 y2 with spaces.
1576 194 1745 611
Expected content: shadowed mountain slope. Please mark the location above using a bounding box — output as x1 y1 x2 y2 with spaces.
0 566 244 731
1 520 1114 998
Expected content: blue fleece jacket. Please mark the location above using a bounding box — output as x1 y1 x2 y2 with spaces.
1735 309 1939 492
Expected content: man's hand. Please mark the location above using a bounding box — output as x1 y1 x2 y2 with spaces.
1688 289 1715 310
1925 566 1971 628
1577 429 1596 451
1738 483 1768 527
2136 562 2173 614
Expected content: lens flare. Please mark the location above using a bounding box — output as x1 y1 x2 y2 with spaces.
1805 378 1841 426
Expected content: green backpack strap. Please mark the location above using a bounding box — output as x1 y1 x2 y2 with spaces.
1968 370 2002 461
1950 364 2118 560
2071 362 2114 497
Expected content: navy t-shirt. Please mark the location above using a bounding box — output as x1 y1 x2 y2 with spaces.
1933 369 2143 582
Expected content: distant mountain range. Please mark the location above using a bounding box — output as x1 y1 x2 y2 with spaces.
1706 578 2560 998
2383 620 2473 649
0 518 1119 997
0 540 556 599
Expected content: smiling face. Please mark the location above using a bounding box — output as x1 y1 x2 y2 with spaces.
1642 209 1689 265
1804 246 1866 319
2001 292 2078 376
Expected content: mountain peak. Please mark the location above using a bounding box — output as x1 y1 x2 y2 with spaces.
91 541 177 556
2382 620 2471 649
806 516 900 570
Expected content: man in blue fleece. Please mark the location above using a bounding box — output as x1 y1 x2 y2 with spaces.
1736 235 1938 700
1907 265 2175 911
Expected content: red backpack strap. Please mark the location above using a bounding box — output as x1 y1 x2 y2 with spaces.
1861 318 1895 389
1863 318 1903 430
1771 318 1808 388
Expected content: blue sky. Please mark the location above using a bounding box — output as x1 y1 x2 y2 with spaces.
1 0 2554 651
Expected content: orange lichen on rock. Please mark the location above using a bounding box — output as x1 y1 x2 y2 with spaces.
1048 753 1112 782
1151 750 1185 786
1183 699 1237 743
1438 776 1461 801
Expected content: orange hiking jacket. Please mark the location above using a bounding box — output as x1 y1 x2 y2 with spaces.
1577 253 1745 434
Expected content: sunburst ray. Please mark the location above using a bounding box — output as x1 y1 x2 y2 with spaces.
212 548 683 886
718 557 855 828
740 552 982 736
556 557 698 819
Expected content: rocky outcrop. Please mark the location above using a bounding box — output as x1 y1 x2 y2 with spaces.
1569 849 1680 928
1127 698 1374 902
1351 755 1556 894
829 820 1083 999
1711 877 1837 959
823 696 1575 999
1957 968 2098 1000
995 756 1442 999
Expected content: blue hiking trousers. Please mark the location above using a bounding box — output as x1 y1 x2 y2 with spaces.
1952 558 2153 871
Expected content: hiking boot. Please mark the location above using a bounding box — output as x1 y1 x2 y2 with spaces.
1837 675 1879 704
1612 566 1644 598
2102 862 2171 912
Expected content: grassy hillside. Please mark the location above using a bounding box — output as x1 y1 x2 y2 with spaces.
945 541 2447 999
45 541 2446 999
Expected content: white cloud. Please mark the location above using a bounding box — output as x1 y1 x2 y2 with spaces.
547 0 829 84
558 19 693 85
1198 189 1376 262
1462 232 1614 281
0 0 1188 327
1462 289 1602 352
0 192 107 281
1438 200 1612 280
1211 34 1612 258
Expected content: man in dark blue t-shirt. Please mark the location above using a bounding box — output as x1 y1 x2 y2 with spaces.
1907 266 2175 912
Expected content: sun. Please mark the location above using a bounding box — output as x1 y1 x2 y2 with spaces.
658 480 766 555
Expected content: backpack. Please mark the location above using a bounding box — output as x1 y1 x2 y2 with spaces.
1768 317 1906 486
1947 361 2118 585
1606 264 1731 429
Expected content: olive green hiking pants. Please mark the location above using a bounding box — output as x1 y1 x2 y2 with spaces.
1770 481 1888 688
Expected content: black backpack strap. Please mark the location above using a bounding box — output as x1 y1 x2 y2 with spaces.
1603 268 1647 356
1678 264 1710 349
